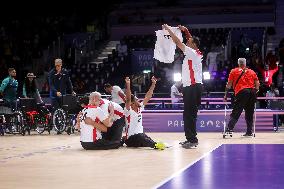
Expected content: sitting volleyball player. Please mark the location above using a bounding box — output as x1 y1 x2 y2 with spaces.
78 92 121 150
91 91 125 142
123 76 166 150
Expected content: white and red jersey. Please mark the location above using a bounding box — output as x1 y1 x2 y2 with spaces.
182 45 203 87
111 85 125 105
154 27 182 63
124 102 144 138
99 98 124 121
80 105 108 142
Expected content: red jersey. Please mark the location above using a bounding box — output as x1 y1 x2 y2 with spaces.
228 68 259 95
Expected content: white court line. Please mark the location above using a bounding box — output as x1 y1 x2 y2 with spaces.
152 143 223 189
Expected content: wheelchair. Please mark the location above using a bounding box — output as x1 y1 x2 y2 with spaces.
20 98 52 135
52 95 81 135
0 100 25 136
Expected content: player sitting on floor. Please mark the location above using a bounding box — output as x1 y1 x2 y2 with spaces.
122 76 166 150
78 92 121 150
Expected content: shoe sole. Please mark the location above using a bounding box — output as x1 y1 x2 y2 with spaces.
242 135 253 137
182 142 198 149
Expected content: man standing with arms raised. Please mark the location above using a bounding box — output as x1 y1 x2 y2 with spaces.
163 24 203 148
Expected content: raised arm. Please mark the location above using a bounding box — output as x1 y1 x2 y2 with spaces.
162 24 185 52
143 76 157 106
178 25 192 40
125 77 131 110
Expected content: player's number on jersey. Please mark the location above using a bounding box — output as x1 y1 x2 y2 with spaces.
80 111 88 122
138 115 142 123
164 35 171 39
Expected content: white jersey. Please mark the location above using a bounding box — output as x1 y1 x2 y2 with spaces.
170 85 181 103
99 99 124 121
154 27 182 63
124 102 144 138
111 85 125 105
80 105 108 142
182 45 203 87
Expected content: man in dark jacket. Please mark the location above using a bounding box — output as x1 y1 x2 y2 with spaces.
48 58 75 110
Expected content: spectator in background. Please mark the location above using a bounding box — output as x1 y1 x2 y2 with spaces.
23 73 43 104
266 83 279 107
266 83 280 129
277 64 283 96
265 51 278 70
258 62 279 108
104 83 126 108
117 41 128 57
73 78 86 94
0 68 18 110
206 50 220 73
48 58 75 110
279 39 284 65
170 81 183 109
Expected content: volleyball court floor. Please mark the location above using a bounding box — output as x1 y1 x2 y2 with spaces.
1 132 284 189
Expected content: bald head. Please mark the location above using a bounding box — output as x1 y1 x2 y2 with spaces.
89 91 102 106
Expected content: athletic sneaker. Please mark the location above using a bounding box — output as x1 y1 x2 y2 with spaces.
179 141 189 145
179 139 198 145
120 136 126 146
242 133 253 137
182 141 198 149
154 142 166 150
225 128 234 134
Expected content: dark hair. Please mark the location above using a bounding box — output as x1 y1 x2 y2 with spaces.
192 36 200 48
24 77 37 94
78 96 89 105
104 83 112 89
8 68 15 73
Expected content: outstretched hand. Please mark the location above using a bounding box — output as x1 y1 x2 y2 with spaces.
162 24 170 31
151 76 157 84
125 77 130 84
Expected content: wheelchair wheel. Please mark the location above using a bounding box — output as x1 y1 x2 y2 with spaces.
10 111 25 135
35 117 46 134
0 124 4 136
52 109 67 133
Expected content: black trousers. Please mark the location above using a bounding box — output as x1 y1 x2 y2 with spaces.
183 84 202 143
81 139 121 150
125 133 156 148
227 88 256 133
51 97 62 111
102 117 125 141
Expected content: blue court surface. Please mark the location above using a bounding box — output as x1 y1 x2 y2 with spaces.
157 144 284 189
